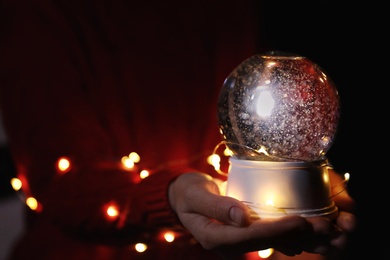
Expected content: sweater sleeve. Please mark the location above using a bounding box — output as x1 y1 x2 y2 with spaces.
0 0 186 241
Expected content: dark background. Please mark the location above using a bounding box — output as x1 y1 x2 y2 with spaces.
258 1 386 259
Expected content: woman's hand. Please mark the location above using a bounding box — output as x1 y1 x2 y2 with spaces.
326 169 357 250
168 171 357 258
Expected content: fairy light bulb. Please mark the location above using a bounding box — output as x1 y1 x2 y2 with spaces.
217 51 340 218
217 51 340 162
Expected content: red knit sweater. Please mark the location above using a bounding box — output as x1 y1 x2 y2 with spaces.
0 0 261 259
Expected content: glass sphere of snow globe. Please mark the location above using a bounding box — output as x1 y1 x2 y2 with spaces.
217 51 340 162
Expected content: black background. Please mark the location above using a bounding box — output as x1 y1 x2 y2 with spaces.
258 2 386 259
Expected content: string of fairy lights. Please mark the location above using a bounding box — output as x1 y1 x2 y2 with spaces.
8 143 349 259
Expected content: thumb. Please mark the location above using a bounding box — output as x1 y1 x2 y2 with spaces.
169 172 252 226
197 192 252 226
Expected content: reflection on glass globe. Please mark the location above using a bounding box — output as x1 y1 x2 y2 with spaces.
217 51 340 162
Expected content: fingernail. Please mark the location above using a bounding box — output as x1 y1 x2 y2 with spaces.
229 206 244 226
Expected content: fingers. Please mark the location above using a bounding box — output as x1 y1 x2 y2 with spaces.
170 172 356 257
332 189 356 213
328 169 356 212
195 195 253 226
327 169 357 233
306 217 341 236
185 214 312 251
298 217 338 254
170 172 252 226
171 173 323 254
336 210 357 232
211 216 331 257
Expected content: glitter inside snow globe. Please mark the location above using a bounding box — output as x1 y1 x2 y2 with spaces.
217 51 340 218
